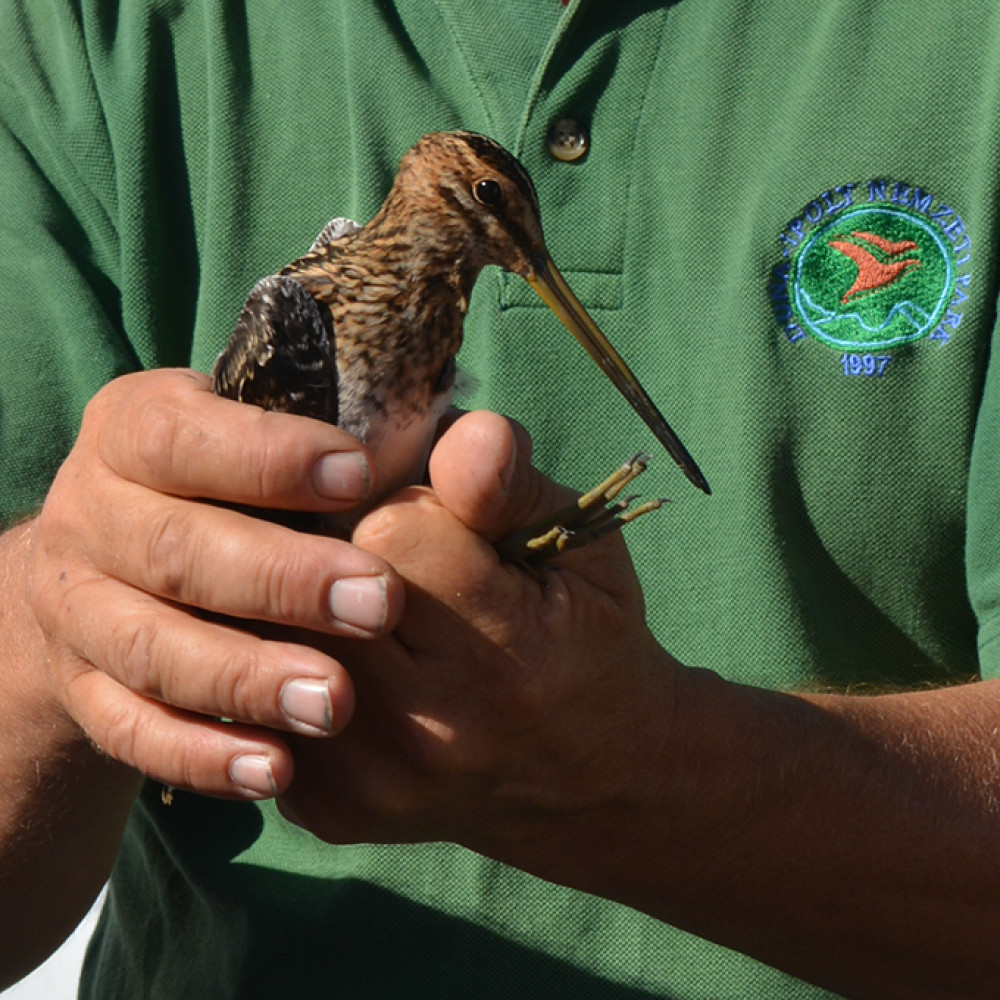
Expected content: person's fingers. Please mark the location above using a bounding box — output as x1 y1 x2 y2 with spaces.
354 489 531 660
26 368 408 801
89 368 374 511
61 664 296 799
427 410 569 544
363 410 642 645
425 410 643 590
39 570 356 736
56 468 403 637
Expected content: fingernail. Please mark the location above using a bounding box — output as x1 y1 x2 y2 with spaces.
280 677 333 734
313 451 371 501
330 576 388 632
229 754 277 798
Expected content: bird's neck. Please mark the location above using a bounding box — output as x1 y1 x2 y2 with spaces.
364 189 487 302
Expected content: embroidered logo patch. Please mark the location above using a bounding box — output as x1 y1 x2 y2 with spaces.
771 181 971 377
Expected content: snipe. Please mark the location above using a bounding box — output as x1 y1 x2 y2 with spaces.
213 131 708 557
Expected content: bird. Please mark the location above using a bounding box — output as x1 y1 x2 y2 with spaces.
212 131 708 554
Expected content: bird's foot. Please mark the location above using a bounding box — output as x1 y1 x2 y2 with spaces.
496 453 665 569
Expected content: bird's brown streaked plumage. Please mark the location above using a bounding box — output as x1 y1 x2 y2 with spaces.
213 131 709 510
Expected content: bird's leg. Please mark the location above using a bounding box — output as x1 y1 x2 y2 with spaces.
495 454 666 568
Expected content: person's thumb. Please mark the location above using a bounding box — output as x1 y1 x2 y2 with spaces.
427 410 579 545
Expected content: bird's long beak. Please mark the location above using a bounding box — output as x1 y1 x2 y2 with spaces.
526 255 710 494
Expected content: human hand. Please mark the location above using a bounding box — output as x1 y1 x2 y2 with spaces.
27 369 405 799
277 410 679 887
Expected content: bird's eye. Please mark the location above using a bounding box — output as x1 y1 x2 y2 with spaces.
473 178 503 207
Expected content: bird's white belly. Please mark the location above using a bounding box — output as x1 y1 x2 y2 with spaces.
352 389 454 505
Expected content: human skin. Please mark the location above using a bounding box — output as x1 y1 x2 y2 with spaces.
0 369 404 985
2 370 999 998
279 412 1000 1000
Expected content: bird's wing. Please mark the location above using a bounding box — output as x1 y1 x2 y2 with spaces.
212 274 339 424
310 217 362 253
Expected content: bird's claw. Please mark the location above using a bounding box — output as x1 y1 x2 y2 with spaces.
496 454 666 568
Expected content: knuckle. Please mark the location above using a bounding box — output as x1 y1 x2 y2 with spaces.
87 371 217 488
239 410 304 500
78 382 115 440
355 503 422 565
101 703 143 767
248 541 311 621
172 732 217 792
36 461 89 543
144 505 200 599
213 644 271 722
80 373 148 460
28 549 96 650
109 610 162 694
69 676 143 765
128 393 189 481
244 416 283 497
28 568 67 637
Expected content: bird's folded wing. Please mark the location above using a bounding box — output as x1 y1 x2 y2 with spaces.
211 274 339 424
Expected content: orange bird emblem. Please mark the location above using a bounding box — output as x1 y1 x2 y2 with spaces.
828 231 922 304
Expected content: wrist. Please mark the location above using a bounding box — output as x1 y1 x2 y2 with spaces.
499 657 809 917
0 519 139 986
471 632 685 897
1 520 82 743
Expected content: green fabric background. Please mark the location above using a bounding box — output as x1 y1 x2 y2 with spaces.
2 0 999 996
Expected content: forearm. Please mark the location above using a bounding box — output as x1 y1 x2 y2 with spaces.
0 521 139 989
277 414 1000 997
524 659 1000 999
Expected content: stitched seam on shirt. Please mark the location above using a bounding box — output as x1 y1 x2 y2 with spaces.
513 0 585 157
429 1 498 136
624 9 675 276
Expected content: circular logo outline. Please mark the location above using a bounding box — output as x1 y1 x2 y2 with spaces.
790 204 955 350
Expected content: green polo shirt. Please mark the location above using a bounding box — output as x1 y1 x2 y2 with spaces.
2 1 999 996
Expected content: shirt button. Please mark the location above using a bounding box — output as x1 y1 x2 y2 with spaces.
546 119 589 162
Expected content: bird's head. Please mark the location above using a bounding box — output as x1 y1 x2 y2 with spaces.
392 130 547 281
386 131 710 494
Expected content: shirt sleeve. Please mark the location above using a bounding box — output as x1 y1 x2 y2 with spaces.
965 300 1000 679
0 4 137 523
